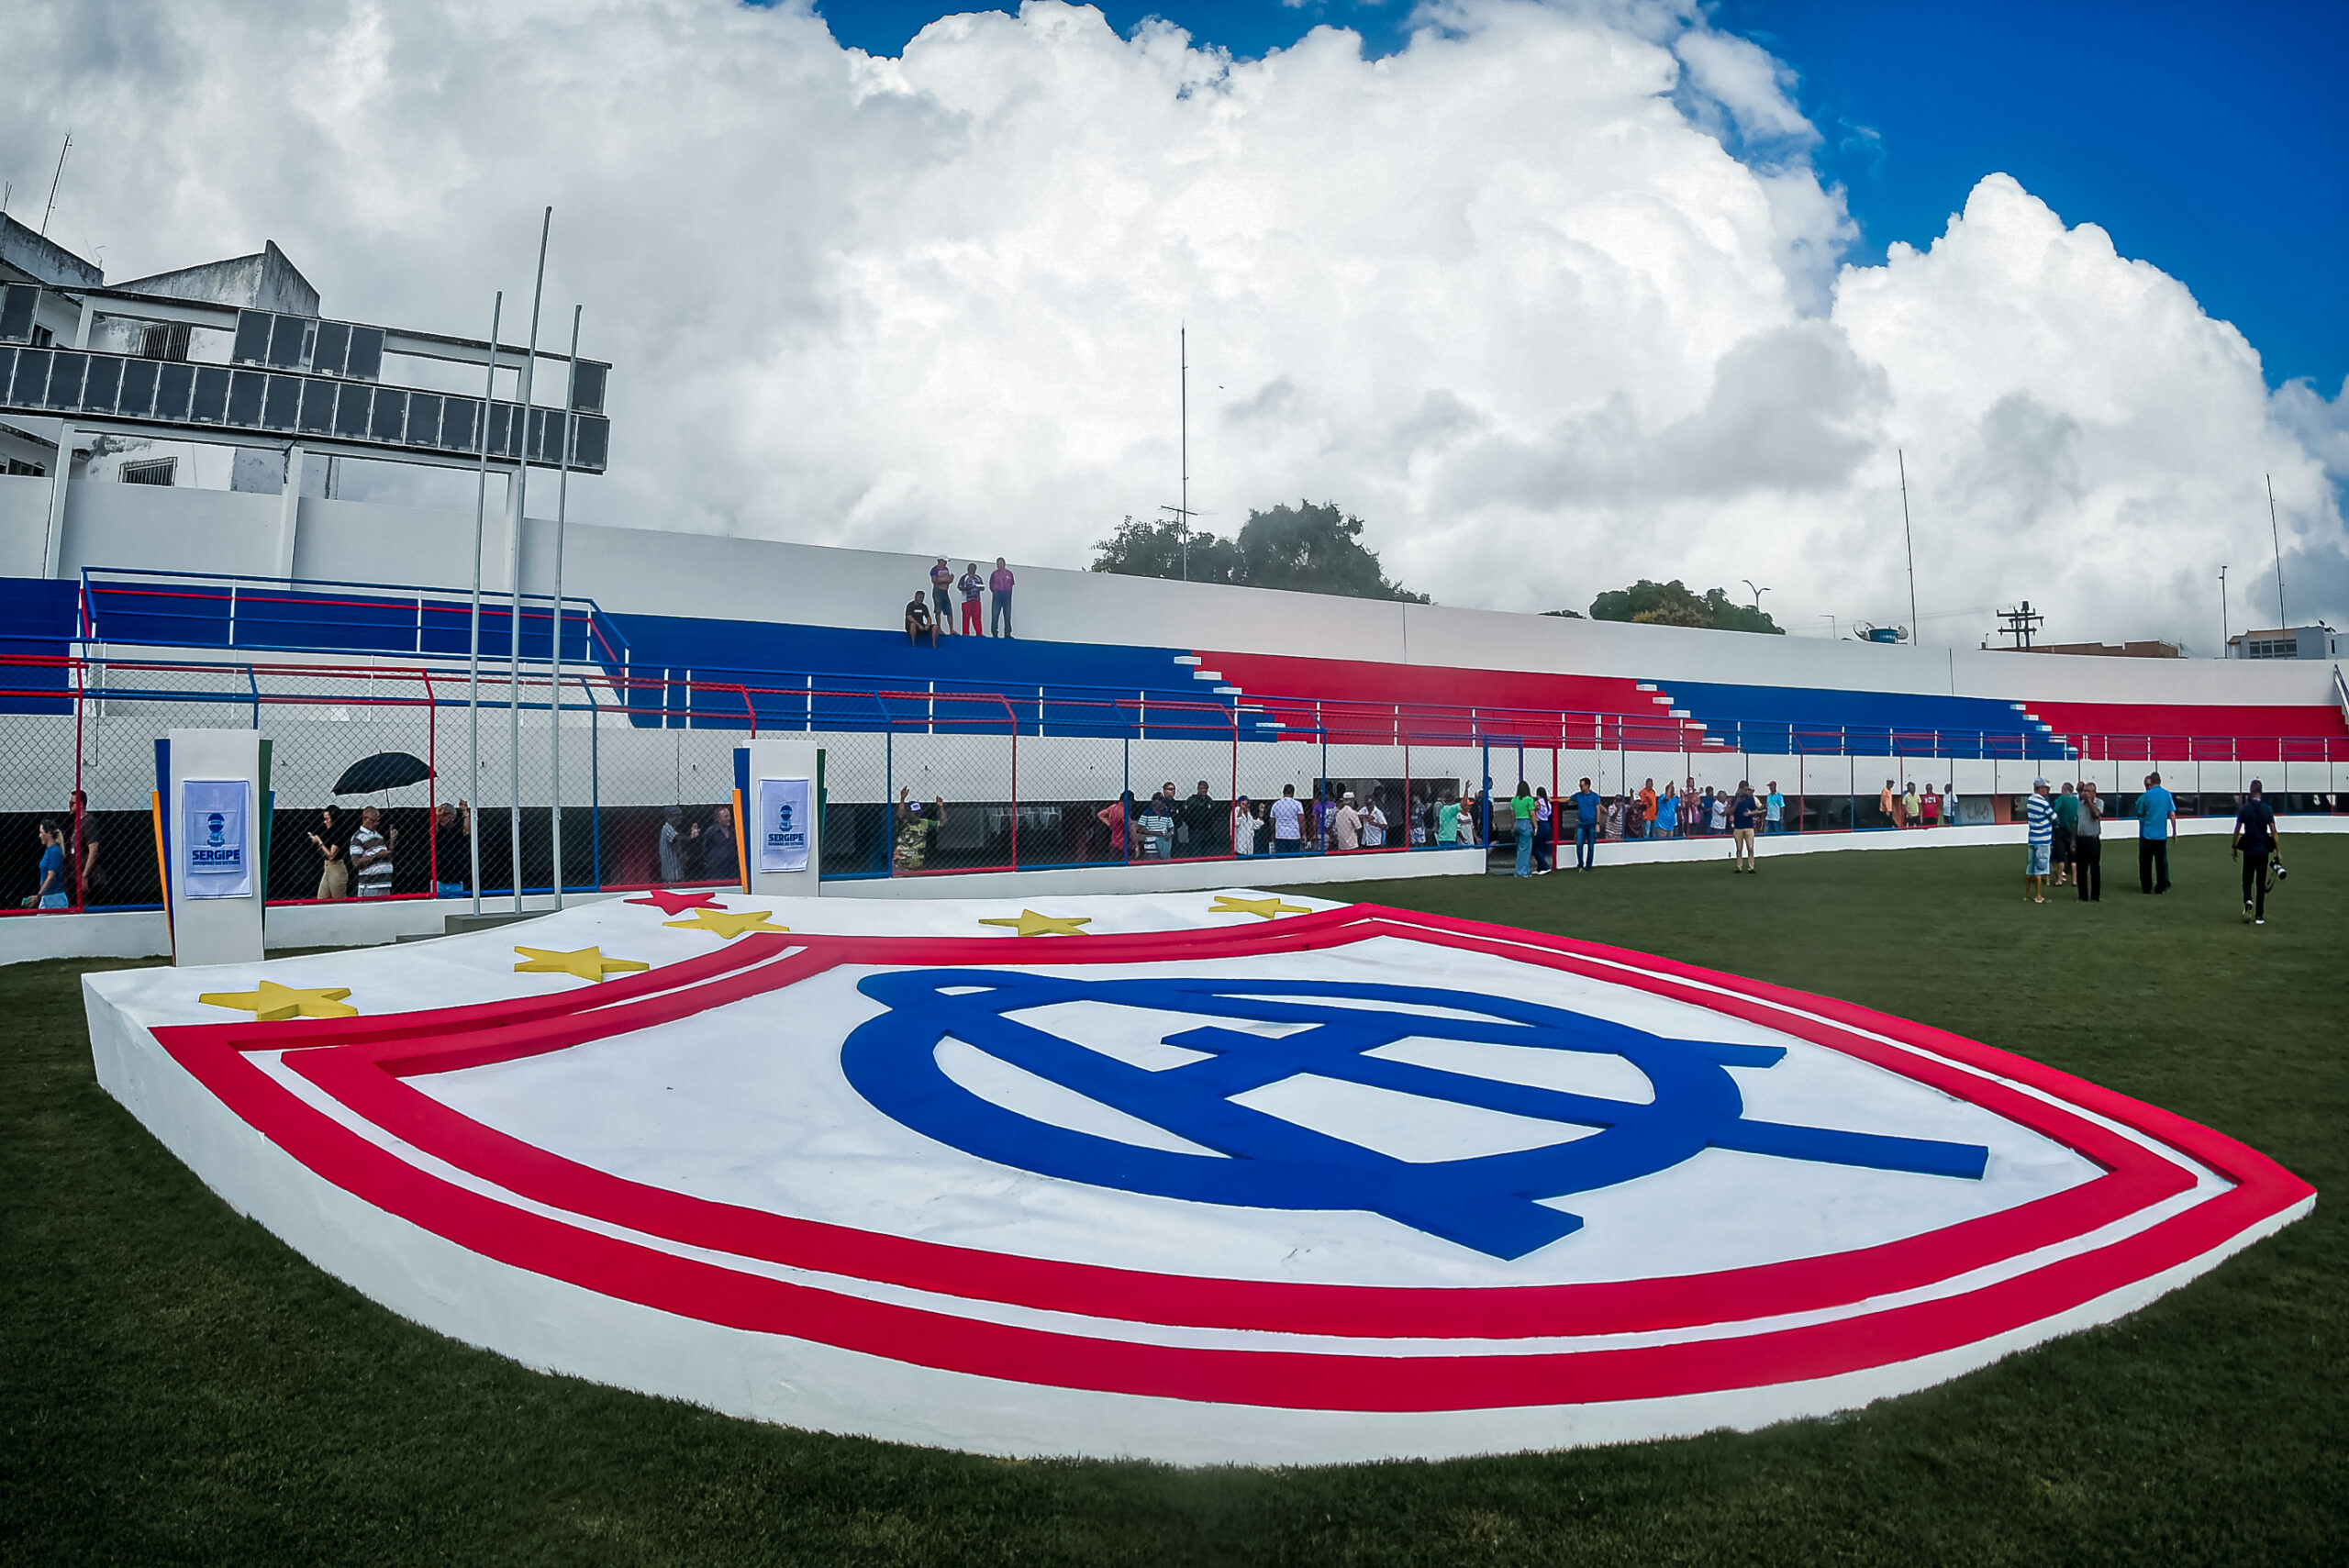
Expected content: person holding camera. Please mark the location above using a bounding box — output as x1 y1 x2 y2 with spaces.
2232 780 2281 926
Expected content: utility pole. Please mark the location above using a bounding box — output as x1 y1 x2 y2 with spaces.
2266 473 2287 628
549 304 581 909
40 131 71 237
1897 449 1920 643
2219 564 2229 657
507 206 551 915
465 293 503 917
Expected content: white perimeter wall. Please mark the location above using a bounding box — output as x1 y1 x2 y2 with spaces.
8 477 2340 711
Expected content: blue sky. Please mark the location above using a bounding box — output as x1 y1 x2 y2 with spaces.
817 0 2349 395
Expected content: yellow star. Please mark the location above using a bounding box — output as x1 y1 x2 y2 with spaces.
197 980 359 1022
977 909 1094 937
513 945 654 983
660 907 792 940
1208 895 1316 921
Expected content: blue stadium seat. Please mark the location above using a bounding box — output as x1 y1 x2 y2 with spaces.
1655 681 2067 760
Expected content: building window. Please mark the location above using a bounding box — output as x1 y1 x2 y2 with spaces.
119 458 176 486
2245 638 2294 660
5 458 46 477
139 322 192 361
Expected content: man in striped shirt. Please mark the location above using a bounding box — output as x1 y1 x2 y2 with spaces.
2023 778 2057 904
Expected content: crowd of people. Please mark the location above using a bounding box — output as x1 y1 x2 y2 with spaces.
2014 770 2286 923
906 558 1018 644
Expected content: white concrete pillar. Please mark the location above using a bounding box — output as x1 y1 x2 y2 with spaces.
274 445 304 578
40 423 72 578
738 739 823 898
161 728 269 967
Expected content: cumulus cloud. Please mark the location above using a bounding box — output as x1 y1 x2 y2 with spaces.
4 0 2341 646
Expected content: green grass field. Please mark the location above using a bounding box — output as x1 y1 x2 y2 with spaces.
4 835 2342 1566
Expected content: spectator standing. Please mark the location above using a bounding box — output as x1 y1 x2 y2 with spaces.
1435 794 1462 849
905 592 938 647
1096 795 1128 859
1765 781 1786 834
929 558 956 635
956 562 985 637
2135 773 2176 894
1233 796 1259 857
309 805 351 900
2232 780 2280 925
1142 784 1178 860
2022 779 2057 903
1270 784 1306 854
1709 789 1729 836
703 803 738 885
988 558 1016 637
349 806 395 899
70 789 103 906
2051 784 2079 887
1331 792 1364 851
1920 784 1942 828
1682 776 1699 838
1180 781 1223 857
1365 795 1389 849
1692 787 1713 838
1657 784 1679 839
894 788 944 872
1902 782 1920 828
31 819 68 908
1531 788 1552 871
432 799 471 899
2073 781 2104 902
1635 778 1657 841
658 806 698 884
1879 780 1898 828
1730 781 1762 873
1509 781 1536 875
1603 795 1624 841
1572 778 1600 870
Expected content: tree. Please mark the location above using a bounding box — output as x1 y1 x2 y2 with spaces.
1090 500 1429 603
1587 579 1784 634
1088 514 1244 585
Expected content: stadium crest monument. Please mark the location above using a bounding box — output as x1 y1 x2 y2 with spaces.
84 891 2310 1463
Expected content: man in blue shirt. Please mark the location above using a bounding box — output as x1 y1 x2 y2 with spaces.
1765 781 1786 834
2135 772 2176 895
2022 779 2057 903
1571 778 1601 871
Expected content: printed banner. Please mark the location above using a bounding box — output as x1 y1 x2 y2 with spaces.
756 775 812 873
182 778 254 900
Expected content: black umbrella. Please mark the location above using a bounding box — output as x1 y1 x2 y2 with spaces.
332 752 434 796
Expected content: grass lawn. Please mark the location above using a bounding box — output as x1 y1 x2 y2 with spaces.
4 834 2342 1566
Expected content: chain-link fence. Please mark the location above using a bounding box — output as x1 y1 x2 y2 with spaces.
5 651 2345 915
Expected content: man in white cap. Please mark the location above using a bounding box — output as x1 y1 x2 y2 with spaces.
2022 778 2057 904
1330 791 1364 851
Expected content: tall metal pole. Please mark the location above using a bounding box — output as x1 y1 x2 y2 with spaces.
550 305 580 909
1897 449 1920 643
2219 564 2229 657
2266 473 2287 628
508 206 551 915
1179 324 1188 581
39 131 71 237
465 293 503 917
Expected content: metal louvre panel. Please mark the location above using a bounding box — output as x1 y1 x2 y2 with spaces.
333 382 372 439
262 374 303 431
45 351 87 410
117 356 161 418
368 385 407 443
298 377 337 435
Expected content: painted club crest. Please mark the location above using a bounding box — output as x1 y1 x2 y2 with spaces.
88 898 2312 1464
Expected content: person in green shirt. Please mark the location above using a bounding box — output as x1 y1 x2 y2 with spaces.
1510 781 1537 876
2052 782 2081 886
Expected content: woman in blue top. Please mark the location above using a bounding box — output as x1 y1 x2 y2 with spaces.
1657 784 1679 838
33 818 69 908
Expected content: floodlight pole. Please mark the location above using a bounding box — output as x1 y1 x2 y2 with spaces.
1898 449 1920 644
465 292 503 917
508 206 551 915
549 304 581 910
1179 324 1188 581
2219 564 2229 656
2266 473 2286 628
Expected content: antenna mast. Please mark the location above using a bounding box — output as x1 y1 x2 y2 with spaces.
2218 564 2228 655
1898 449 1920 643
1180 325 1188 581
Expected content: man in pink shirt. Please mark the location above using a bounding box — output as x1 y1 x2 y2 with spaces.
988 557 1016 638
